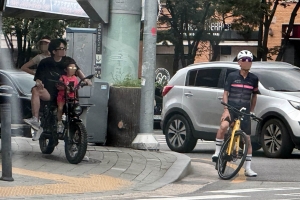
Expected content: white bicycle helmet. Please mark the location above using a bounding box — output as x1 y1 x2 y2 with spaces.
237 50 253 60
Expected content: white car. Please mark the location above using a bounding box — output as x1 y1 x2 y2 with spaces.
161 61 300 158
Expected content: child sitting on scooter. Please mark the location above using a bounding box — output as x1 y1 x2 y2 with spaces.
57 58 79 133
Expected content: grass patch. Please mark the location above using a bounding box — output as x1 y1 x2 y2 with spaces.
113 75 141 87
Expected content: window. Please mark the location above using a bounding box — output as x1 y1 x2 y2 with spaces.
225 68 238 79
219 68 238 88
252 68 300 92
221 46 231 55
186 68 223 88
195 68 222 88
186 70 197 86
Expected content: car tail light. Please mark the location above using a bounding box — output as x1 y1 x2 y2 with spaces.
162 85 174 96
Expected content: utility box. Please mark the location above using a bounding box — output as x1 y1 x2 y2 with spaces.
85 81 109 144
66 27 108 144
66 27 97 98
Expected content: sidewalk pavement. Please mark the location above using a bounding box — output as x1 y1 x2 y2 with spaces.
0 137 191 199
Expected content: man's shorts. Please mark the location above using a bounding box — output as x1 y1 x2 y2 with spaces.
224 110 251 135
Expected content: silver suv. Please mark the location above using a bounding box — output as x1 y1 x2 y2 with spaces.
161 61 300 158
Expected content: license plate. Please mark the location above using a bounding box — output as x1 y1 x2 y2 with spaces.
153 115 161 120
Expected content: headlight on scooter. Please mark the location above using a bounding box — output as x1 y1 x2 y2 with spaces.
73 104 83 116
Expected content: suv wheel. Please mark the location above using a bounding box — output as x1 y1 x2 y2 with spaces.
164 114 197 153
261 118 294 158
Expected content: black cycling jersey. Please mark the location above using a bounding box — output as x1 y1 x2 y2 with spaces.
224 70 259 111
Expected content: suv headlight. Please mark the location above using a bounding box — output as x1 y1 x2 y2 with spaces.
289 100 300 110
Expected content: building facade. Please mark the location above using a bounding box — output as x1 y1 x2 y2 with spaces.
155 1 300 76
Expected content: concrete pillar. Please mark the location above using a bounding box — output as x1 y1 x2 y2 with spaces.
101 0 142 84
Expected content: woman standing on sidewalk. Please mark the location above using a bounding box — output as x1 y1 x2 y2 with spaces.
21 36 51 75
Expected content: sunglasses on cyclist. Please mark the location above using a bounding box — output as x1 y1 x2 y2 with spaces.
239 57 253 62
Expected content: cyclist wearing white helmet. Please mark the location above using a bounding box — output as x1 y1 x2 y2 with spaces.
212 50 259 177
237 50 254 61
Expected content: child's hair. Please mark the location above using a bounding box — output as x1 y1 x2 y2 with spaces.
63 57 77 70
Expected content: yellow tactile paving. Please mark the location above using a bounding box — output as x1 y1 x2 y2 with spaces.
0 167 131 198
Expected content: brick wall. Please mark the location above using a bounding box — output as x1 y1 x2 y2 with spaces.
268 3 300 59
193 3 300 62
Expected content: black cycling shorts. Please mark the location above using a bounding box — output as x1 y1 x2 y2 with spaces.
224 111 251 135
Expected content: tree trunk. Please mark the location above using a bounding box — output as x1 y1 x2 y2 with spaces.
172 54 179 75
16 29 23 68
26 40 32 62
189 2 211 63
211 44 220 61
106 86 141 147
262 0 279 61
172 42 185 74
256 10 264 61
276 2 300 61
262 22 270 61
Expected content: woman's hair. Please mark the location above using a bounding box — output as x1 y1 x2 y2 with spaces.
48 38 67 56
40 35 51 41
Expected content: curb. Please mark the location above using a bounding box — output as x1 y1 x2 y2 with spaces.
135 151 192 191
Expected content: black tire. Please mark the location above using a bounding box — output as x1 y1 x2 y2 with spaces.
39 136 55 154
164 114 197 153
218 131 249 180
261 119 294 158
65 122 88 164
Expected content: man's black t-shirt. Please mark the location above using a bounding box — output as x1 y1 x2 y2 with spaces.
34 56 80 98
224 70 259 111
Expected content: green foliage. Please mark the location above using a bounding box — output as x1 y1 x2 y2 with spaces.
217 0 262 32
157 0 264 69
158 0 216 69
3 18 85 49
155 81 166 89
113 75 141 88
2 17 85 67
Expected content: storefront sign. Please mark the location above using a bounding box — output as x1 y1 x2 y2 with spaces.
96 23 102 55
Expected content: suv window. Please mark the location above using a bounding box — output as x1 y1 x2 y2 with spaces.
187 68 223 88
220 68 239 88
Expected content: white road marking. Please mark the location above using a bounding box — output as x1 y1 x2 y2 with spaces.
136 194 248 200
207 187 300 194
276 193 300 196
154 135 213 145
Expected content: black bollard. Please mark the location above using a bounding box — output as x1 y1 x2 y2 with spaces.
0 94 14 182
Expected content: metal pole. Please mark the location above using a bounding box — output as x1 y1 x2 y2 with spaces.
0 12 14 178
0 100 14 181
132 0 159 150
